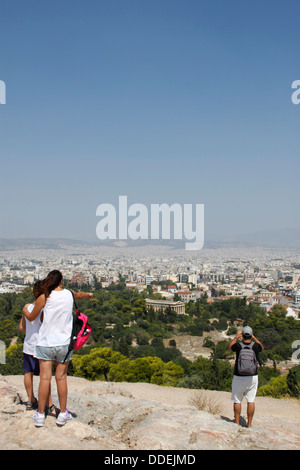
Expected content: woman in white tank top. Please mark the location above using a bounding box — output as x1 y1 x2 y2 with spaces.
23 270 93 427
35 288 74 348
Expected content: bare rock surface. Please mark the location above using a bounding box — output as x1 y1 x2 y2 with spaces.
1 375 299 450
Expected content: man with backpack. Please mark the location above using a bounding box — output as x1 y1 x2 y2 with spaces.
229 326 263 427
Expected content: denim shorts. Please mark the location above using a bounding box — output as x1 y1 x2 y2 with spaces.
35 345 73 363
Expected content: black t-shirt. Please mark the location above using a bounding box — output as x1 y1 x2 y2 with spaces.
231 341 262 376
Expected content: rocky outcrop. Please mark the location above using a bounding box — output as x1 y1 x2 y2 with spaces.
0 375 299 450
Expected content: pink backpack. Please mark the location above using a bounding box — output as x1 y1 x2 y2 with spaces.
63 292 92 362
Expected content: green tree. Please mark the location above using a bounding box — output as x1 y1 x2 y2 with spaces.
152 361 184 386
0 319 18 346
72 347 125 381
286 367 300 398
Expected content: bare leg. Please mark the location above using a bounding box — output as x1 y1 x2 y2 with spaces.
247 402 255 427
46 383 53 408
38 360 53 414
55 361 69 413
24 372 35 403
233 402 241 425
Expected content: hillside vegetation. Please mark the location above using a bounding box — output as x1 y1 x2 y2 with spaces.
1 279 300 398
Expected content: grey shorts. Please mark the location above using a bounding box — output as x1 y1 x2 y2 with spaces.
35 345 73 363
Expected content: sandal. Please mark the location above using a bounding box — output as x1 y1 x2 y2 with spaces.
45 404 58 417
25 398 38 411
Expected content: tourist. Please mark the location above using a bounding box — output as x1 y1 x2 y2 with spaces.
22 270 93 427
19 280 56 416
229 325 263 427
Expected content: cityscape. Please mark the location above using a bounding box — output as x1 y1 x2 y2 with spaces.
1 239 299 321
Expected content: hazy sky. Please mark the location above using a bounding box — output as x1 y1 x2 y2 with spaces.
0 0 299 242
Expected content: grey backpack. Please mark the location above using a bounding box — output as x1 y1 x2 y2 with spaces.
237 342 257 376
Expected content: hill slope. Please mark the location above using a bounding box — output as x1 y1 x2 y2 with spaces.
1 375 299 450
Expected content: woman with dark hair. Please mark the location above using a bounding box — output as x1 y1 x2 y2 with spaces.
19 280 55 415
22 270 93 427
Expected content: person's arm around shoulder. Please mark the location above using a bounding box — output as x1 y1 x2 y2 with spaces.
19 314 26 332
20 303 30 329
229 330 243 350
71 290 93 300
252 335 264 351
23 295 46 322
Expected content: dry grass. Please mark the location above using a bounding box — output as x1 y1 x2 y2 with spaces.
188 391 223 415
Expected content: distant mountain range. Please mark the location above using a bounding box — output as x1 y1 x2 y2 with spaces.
210 228 300 249
0 238 90 250
0 228 299 251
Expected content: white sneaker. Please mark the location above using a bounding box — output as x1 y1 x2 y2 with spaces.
56 410 72 426
32 411 45 427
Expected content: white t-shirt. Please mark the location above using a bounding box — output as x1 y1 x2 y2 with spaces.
35 289 73 348
23 303 43 355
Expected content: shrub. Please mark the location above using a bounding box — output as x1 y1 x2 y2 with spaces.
189 391 223 415
257 375 288 398
286 366 300 398
0 343 23 375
